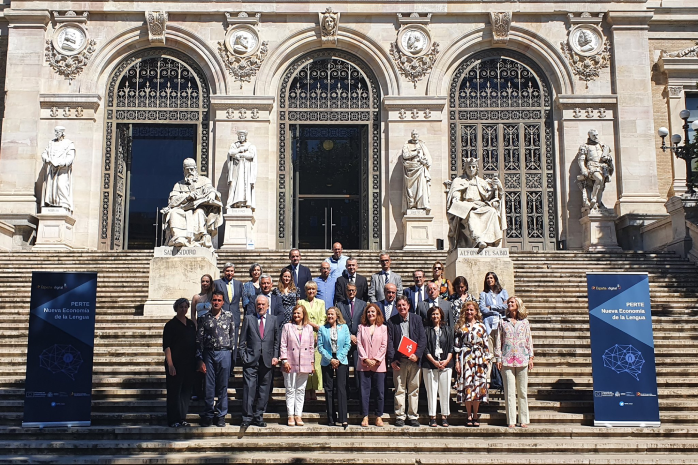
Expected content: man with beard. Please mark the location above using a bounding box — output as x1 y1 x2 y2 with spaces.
163 158 223 249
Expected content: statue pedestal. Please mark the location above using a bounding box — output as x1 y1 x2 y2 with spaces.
445 248 515 297
143 247 219 316
33 207 76 251
402 209 436 250
221 208 255 250
580 209 622 252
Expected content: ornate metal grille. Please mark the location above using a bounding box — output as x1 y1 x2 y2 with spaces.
99 50 210 250
278 51 381 250
449 51 557 251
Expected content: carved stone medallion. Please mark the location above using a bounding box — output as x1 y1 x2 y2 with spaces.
561 23 611 88
224 25 260 57
397 25 431 56
52 23 88 56
569 24 604 57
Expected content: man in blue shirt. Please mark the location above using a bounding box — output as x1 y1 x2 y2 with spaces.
314 261 337 310
324 242 348 280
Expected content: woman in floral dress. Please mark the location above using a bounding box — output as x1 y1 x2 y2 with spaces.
273 268 300 325
454 300 490 427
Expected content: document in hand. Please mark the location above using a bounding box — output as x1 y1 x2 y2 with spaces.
398 335 417 357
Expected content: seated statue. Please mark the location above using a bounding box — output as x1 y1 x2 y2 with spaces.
162 158 223 249
447 158 506 252
576 129 613 212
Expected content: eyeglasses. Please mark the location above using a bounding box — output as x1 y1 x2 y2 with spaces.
433 267 442 270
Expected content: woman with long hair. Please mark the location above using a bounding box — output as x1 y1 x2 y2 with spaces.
431 261 453 300
242 263 263 308
495 295 534 428
318 307 351 429
449 275 477 325
479 271 509 381
356 303 388 427
454 300 490 427
191 274 214 325
279 305 315 426
273 268 300 325
421 306 454 427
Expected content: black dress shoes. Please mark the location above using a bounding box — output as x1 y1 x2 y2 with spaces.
251 419 267 427
240 421 251 428
200 418 212 427
408 419 420 428
394 418 405 427
215 417 226 427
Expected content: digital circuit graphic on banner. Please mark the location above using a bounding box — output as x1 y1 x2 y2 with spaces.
23 272 97 427
586 273 659 427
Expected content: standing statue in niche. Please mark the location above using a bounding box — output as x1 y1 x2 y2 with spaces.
402 130 432 212
162 158 223 249
576 129 614 212
41 126 75 213
446 158 506 252
227 130 257 210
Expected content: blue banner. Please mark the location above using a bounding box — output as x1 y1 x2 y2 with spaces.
587 272 659 427
23 272 98 427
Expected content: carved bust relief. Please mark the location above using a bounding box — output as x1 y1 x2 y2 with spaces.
52 24 88 56
397 25 431 57
225 25 260 57
569 25 604 57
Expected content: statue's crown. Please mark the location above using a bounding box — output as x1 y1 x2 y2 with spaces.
463 157 478 165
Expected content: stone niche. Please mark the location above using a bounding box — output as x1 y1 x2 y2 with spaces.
143 246 219 316
445 248 515 297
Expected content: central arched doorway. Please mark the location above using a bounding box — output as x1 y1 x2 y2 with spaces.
449 50 558 251
99 49 210 250
277 51 381 250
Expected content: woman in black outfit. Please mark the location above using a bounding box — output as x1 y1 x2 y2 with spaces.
163 297 198 427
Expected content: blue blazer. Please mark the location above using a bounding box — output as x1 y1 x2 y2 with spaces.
386 313 427 364
284 264 312 300
317 324 351 366
244 293 284 321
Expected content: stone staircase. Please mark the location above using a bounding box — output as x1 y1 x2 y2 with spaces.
0 249 697 464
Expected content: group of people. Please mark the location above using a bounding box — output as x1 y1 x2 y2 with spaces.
162 243 535 429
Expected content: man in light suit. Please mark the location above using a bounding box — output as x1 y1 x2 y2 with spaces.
403 270 427 312
416 281 454 328
376 283 399 319
213 262 243 362
245 274 283 320
368 253 403 303
238 295 280 428
334 257 368 304
336 283 367 398
284 248 312 299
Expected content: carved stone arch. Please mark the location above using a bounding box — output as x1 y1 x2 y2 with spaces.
98 48 211 250
276 49 382 250
429 25 574 98
448 49 559 251
256 27 400 97
84 24 228 96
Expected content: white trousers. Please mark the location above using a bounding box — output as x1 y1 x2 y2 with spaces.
421 367 452 417
502 366 529 425
283 372 309 416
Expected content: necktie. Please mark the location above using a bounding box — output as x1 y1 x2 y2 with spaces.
350 300 355 317
293 267 299 286
418 288 423 304
349 275 355 284
259 316 264 338
227 281 233 302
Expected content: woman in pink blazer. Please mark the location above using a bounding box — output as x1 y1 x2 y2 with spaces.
356 303 388 427
279 304 316 426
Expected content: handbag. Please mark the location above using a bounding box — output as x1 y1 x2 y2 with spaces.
490 363 504 392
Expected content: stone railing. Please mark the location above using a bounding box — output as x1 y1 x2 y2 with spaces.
639 195 698 264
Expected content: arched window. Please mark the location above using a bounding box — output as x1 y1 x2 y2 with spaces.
450 51 557 251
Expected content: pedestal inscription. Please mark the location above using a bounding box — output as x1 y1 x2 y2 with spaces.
445 248 515 297
34 207 76 251
221 208 255 249
143 246 219 316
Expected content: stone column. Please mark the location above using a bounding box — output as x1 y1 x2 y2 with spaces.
0 10 51 245
608 11 669 248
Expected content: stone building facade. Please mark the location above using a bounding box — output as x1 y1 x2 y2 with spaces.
0 1 695 252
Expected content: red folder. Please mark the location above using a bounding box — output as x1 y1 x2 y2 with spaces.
398 335 417 357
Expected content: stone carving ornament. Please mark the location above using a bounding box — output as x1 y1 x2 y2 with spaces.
402 130 432 213
561 24 611 88
390 24 439 89
447 158 506 252
145 11 168 44
218 24 268 88
319 7 340 45
662 41 698 58
41 126 76 213
490 12 512 44
576 129 614 212
162 158 223 250
227 130 257 210
45 22 96 82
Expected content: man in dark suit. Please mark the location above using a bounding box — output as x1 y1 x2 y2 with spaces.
334 257 369 304
386 295 427 428
403 270 427 312
245 274 283 319
336 283 367 398
376 283 399 319
238 295 280 428
416 281 454 327
213 262 243 361
284 248 312 299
